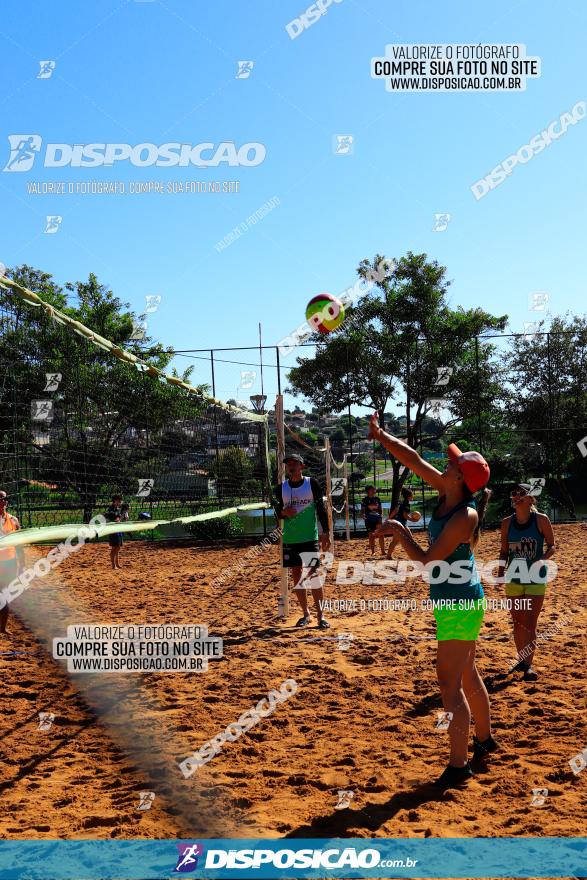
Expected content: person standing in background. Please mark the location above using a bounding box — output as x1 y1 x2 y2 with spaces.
361 485 385 555
0 490 24 634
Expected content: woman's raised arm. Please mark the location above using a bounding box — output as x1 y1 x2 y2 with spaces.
368 412 445 493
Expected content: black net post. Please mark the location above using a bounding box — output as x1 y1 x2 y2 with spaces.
546 331 555 522
74 349 91 522
8 361 25 527
141 368 154 529
210 350 222 505
474 335 483 455
345 343 357 533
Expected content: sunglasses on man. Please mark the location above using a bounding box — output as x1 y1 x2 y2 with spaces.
510 489 528 498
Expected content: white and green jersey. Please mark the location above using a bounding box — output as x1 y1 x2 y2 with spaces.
275 476 328 545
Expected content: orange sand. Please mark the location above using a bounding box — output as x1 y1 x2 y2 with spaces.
1 525 585 849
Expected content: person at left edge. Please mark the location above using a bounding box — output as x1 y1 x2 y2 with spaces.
0 490 24 635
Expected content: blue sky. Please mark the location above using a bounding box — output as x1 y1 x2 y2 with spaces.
1 0 586 409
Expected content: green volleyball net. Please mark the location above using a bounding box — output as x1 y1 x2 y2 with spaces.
0 270 271 538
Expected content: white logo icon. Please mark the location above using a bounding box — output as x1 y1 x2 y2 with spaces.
435 711 453 731
527 477 545 497
130 319 147 341
136 478 154 497
236 61 254 79
38 712 55 732
136 479 155 498
137 790 156 811
44 215 62 234
569 748 587 775
337 632 354 651
37 60 56 79
3 135 42 172
434 367 453 387
530 787 548 806
333 135 354 155
298 551 333 590
432 212 452 232
44 372 62 392
335 789 354 810
528 292 549 312
239 370 256 390
426 398 444 419
31 400 54 422
145 295 161 314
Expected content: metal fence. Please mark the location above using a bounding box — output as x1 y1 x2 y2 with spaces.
2 282 586 537
0 289 269 537
171 330 587 531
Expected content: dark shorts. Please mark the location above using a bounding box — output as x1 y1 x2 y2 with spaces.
282 540 319 569
108 533 124 548
365 516 382 533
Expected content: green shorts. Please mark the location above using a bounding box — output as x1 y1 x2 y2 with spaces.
433 603 485 641
505 582 547 597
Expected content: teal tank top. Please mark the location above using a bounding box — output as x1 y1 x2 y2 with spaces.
428 500 483 601
506 512 546 584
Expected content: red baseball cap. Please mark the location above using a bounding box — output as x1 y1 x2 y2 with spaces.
447 443 490 492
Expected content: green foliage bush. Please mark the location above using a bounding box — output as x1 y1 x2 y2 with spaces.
185 513 244 541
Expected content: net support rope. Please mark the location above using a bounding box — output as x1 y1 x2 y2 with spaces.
0 502 271 548
0 274 266 424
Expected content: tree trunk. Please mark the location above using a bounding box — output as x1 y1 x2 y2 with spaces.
555 476 576 519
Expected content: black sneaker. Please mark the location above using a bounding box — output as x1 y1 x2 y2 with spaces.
318 617 330 629
472 735 498 763
295 614 312 627
432 762 473 789
510 660 530 673
523 666 538 681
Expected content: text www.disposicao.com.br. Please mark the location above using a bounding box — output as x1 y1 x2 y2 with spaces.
70 657 201 671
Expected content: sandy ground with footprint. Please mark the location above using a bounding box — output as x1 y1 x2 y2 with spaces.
1 524 585 864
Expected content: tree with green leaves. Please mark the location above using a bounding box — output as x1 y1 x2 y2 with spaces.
211 445 254 496
503 315 587 517
0 265 212 520
287 252 507 504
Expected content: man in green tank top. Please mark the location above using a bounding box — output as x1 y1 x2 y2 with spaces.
274 454 331 628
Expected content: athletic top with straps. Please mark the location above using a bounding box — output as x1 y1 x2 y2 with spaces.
506 511 546 584
280 476 319 544
428 499 483 602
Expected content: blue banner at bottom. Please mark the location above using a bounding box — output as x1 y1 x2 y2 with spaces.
0 838 585 879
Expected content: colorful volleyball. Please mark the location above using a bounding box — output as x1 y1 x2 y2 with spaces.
305 293 345 334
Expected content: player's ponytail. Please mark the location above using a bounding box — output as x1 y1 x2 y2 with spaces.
463 485 492 548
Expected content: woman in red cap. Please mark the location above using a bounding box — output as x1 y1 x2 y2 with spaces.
368 413 496 789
